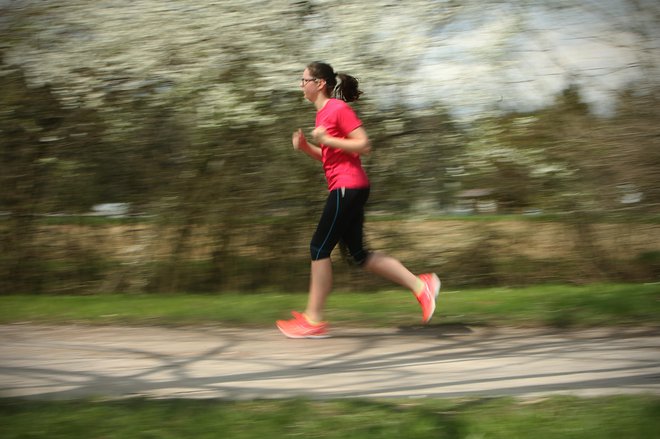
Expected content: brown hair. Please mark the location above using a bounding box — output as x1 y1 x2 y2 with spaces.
307 61 363 103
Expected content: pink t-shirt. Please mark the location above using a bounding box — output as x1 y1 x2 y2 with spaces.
315 99 370 191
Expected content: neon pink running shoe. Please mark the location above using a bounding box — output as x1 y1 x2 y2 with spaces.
276 311 329 339
415 273 441 323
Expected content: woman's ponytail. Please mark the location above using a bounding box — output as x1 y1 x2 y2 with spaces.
334 73 363 103
307 61 363 103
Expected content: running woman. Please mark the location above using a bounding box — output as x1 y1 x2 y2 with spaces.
276 61 440 339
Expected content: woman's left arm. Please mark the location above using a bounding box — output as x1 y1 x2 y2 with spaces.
312 126 372 155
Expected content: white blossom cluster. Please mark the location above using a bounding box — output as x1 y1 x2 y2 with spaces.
1 0 659 121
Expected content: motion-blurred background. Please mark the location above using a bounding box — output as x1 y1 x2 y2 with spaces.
1 0 658 295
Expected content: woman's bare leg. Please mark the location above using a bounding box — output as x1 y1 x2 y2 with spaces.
304 253 422 323
363 252 421 292
304 258 333 323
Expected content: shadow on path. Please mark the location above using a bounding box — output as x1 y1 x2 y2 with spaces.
1 324 658 400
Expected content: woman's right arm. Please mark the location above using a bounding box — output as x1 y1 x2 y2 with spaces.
292 129 322 161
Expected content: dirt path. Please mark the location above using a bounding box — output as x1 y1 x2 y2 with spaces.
1 324 658 400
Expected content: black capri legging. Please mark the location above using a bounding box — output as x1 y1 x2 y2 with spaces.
310 187 371 266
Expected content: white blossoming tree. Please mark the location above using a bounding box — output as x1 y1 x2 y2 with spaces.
1 0 658 292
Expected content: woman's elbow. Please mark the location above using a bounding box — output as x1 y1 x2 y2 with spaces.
359 139 372 155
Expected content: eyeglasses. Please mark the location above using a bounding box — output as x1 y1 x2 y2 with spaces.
300 77 317 86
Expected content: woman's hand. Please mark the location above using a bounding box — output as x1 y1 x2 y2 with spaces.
292 128 323 161
311 126 328 145
292 128 308 151
312 126 371 155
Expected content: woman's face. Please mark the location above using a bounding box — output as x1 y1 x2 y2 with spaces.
300 68 321 102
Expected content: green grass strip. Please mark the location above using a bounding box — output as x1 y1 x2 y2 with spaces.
1 396 659 439
0 283 658 328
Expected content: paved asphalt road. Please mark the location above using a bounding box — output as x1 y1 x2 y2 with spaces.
1 324 658 400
